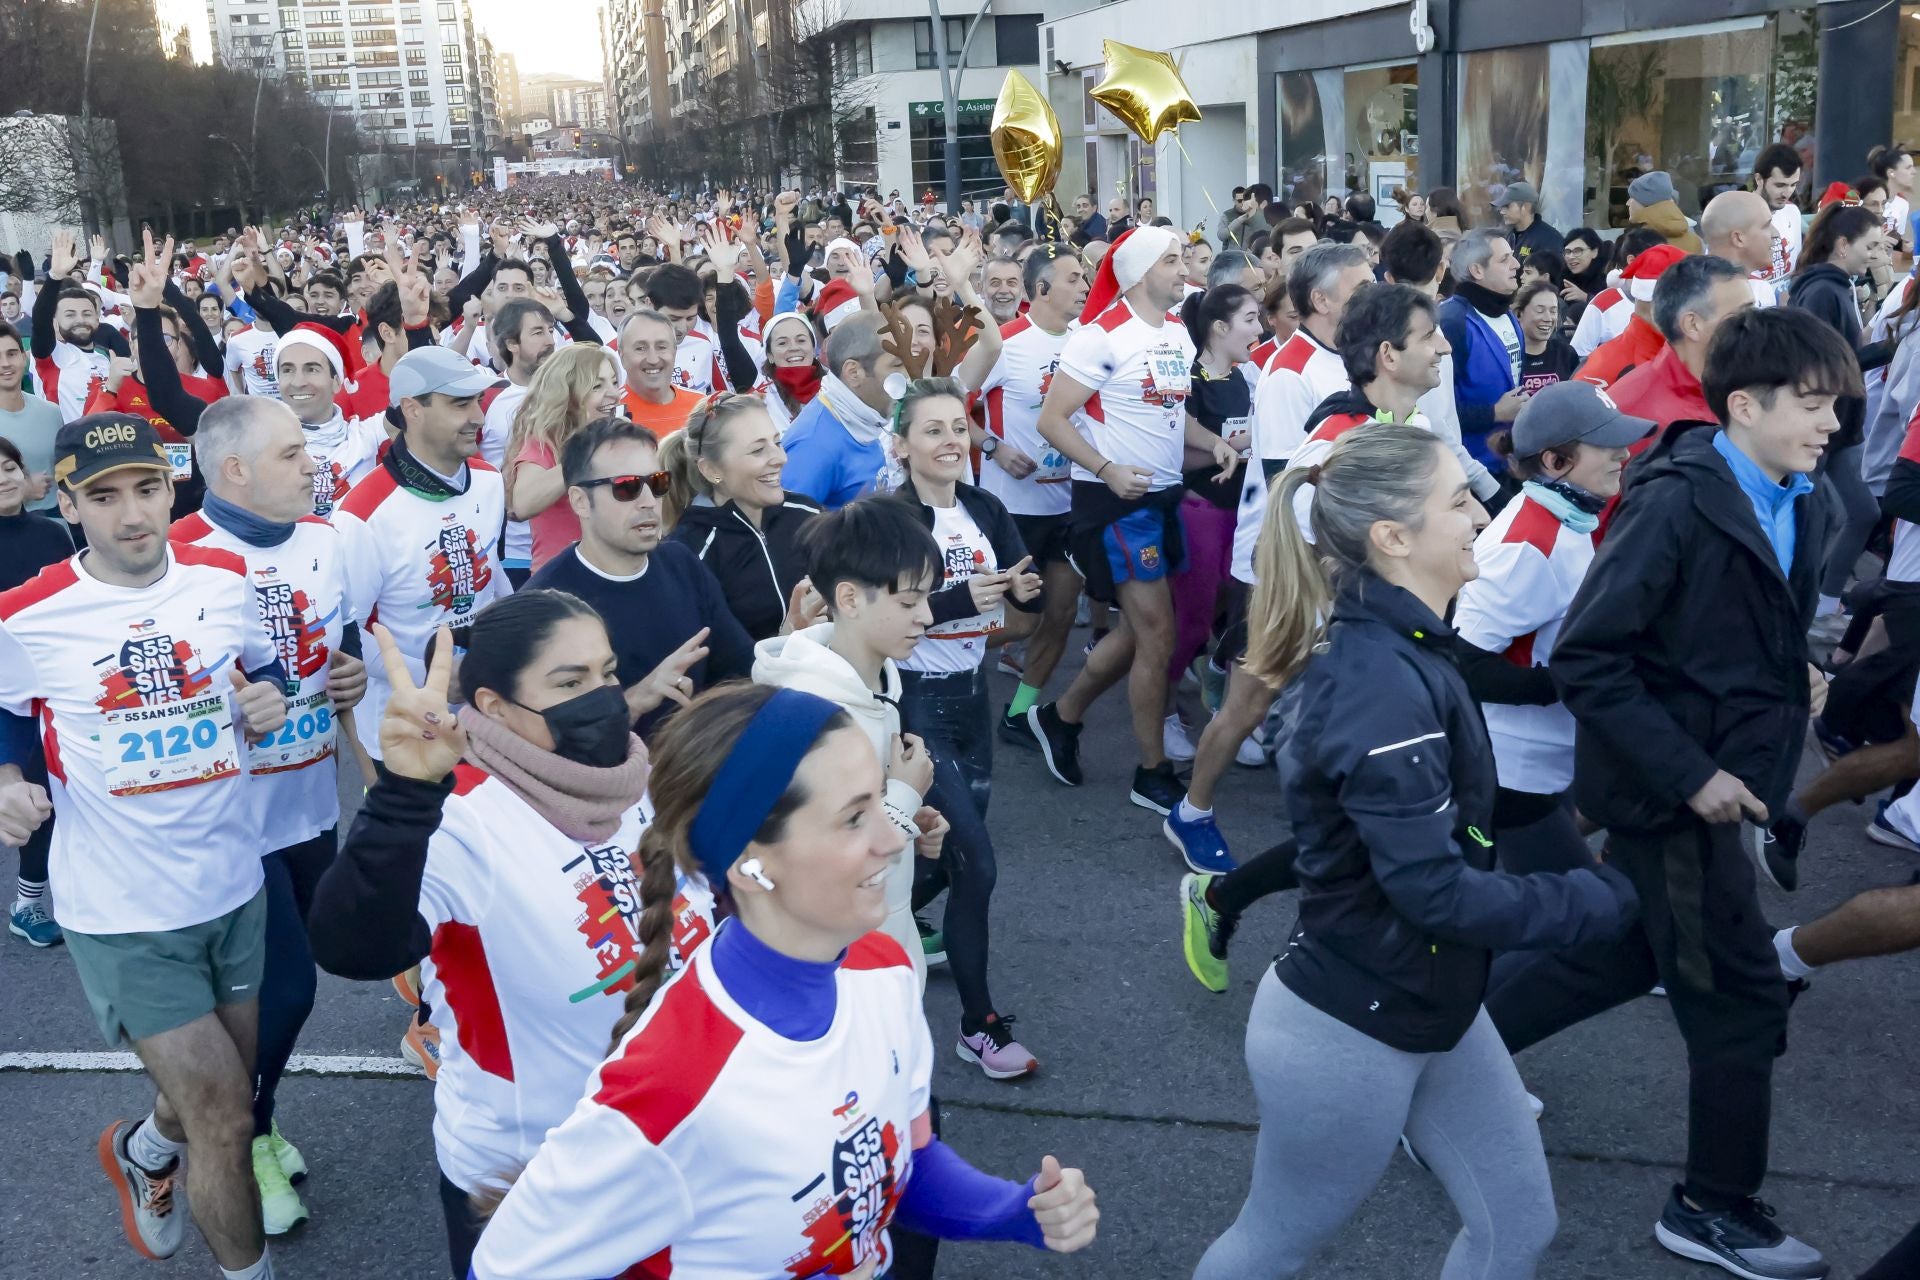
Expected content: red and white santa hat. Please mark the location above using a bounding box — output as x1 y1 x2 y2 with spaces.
276 323 347 379
1622 243 1687 302
1079 225 1180 323
813 279 863 333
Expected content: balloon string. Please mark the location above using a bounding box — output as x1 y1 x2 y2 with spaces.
1172 131 1226 240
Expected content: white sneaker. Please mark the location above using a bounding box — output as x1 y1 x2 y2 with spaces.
1234 732 1266 767
1163 714 1197 762
98 1120 187 1259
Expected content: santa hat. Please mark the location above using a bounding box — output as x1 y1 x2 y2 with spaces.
1817 181 1859 211
812 280 863 333
276 324 346 379
1079 225 1180 324
1622 244 1687 302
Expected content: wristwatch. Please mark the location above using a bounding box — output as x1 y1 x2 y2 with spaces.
979 435 1000 458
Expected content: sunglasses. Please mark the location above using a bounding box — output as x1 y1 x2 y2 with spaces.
577 471 670 501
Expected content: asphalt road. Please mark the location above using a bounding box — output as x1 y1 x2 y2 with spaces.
3 653 1919 1279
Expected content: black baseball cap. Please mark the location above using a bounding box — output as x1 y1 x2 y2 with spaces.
53 413 172 491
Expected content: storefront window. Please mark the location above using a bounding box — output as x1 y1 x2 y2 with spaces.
1458 44 1551 222
910 99 999 199
1583 17 1813 230
1894 7 1920 150
1277 62 1417 217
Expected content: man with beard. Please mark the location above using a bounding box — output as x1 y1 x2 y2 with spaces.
981 256 1024 326
32 230 127 423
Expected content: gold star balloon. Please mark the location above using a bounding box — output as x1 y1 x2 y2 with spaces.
990 69 1063 204
1090 40 1202 144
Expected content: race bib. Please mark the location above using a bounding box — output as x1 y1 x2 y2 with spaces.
1144 350 1192 403
1034 444 1070 483
163 443 193 481
1220 415 1253 457
99 693 238 796
248 689 335 775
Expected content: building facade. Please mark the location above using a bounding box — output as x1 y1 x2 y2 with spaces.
206 0 490 172
1041 0 1903 239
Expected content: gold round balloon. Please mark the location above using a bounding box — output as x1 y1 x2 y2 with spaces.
1090 40 1202 144
991 70 1062 204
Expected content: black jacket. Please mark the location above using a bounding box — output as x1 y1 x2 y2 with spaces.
892 478 1041 625
1789 262 1895 373
310 766 453 980
1278 571 1636 1053
1553 423 1832 833
667 493 821 641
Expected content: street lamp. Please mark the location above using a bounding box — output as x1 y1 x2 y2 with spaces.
927 0 994 214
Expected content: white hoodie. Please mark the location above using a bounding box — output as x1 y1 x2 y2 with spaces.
751 622 928 991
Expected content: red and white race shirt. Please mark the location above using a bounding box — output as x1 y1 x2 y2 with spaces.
1453 494 1596 794
1231 331 1350 584
334 460 506 759
975 316 1076 517
224 326 281 397
673 319 721 395
35 341 112 423
471 929 931 1280
303 414 388 520
172 513 348 849
0 546 278 934
1571 286 1633 358
416 768 715 1193
1057 299 1195 491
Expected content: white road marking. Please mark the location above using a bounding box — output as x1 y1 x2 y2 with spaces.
0 1051 422 1076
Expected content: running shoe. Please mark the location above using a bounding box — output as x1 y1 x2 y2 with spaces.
995 645 1025 679
97 1120 187 1260
998 704 1038 750
1234 730 1267 768
251 1134 310 1235
916 915 947 967
1867 803 1920 854
1082 627 1110 656
392 966 422 1008
1129 762 1184 816
1027 702 1083 786
956 1014 1038 1080
1806 717 1855 767
1749 816 1804 893
1179 873 1233 993
401 1017 442 1079
268 1119 307 1182
1164 807 1234 874
1654 1185 1829 1279
1163 713 1197 763
8 898 63 947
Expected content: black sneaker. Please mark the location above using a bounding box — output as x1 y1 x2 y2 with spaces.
1749 815 1804 892
1129 762 1184 815
999 704 1038 750
1654 1186 1829 1279
1027 703 1082 786
915 915 946 967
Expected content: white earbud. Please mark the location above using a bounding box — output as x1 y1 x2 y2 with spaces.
739 858 776 892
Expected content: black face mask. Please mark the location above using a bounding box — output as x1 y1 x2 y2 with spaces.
516 684 631 768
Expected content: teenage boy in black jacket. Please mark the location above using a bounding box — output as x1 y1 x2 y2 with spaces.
1485 307 1856 1280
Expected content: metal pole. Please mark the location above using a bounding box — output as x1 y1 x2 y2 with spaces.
928 0 993 214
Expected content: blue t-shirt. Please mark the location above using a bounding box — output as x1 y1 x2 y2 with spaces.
781 398 886 510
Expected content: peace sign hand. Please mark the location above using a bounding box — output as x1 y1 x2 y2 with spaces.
371 622 467 783
129 228 175 310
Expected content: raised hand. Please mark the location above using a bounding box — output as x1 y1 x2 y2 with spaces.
371 622 467 783
521 216 559 241
49 229 82 279
127 228 174 310
388 236 431 328
699 224 741 281
629 627 710 717
895 224 933 277
227 663 290 747
488 219 514 259
89 233 109 266
1027 1155 1098 1252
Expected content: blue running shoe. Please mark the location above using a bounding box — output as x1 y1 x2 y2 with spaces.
9 899 62 947
1163 806 1235 874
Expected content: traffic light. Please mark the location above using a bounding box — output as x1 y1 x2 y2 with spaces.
573 129 582 145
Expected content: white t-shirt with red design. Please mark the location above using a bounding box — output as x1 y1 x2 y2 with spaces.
1056 299 1195 491
1454 494 1595 795
1231 331 1351 585
333 460 506 759
471 928 931 1280
172 512 348 850
1571 286 1633 358
417 767 714 1194
224 326 281 397
34 341 111 423
304 415 387 521
0 546 278 934
974 315 1075 517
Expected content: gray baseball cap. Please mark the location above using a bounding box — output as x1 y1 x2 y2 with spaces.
388 346 497 407
1500 182 1539 208
1511 380 1657 455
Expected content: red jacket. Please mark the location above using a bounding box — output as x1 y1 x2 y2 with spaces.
1574 314 1666 390
84 372 228 442
1597 345 1712 537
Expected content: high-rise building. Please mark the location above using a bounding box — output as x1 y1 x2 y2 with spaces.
602 0 670 144
496 49 522 124
205 0 487 162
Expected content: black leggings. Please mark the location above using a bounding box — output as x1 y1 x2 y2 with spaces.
253 828 335 1137
1492 788 1590 875
439 1169 486 1279
1863 1219 1920 1279
13 746 50 886
901 669 1002 1027
1211 839 1300 915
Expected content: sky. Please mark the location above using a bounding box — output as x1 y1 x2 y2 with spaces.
158 0 606 79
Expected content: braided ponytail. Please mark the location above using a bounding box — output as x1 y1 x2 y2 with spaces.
605 825 683 1053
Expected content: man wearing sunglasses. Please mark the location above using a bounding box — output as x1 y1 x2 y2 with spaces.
524 417 754 738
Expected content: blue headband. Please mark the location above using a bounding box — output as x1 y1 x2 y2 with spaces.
687 689 845 888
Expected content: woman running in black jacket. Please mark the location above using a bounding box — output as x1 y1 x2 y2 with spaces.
1193 424 1639 1280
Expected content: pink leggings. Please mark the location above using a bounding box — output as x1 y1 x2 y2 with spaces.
1169 493 1236 682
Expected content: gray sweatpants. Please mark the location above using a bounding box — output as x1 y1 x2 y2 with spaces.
1194 970 1558 1279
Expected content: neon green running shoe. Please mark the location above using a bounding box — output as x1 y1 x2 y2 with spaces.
1181 872 1231 994
267 1119 306 1183
251 1135 309 1235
